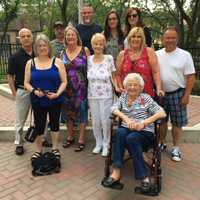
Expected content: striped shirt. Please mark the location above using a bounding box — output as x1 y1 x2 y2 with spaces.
111 92 163 133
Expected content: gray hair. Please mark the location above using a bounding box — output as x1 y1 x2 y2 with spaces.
34 34 52 58
91 33 106 47
123 73 144 90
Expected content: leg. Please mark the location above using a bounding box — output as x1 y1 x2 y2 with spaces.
89 99 103 152
172 125 182 147
126 131 154 180
15 89 31 148
32 104 47 153
49 103 61 150
99 98 113 156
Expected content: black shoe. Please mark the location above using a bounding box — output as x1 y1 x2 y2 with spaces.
42 140 52 147
15 146 24 155
101 177 124 190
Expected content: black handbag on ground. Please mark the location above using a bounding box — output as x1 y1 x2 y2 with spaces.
25 109 37 143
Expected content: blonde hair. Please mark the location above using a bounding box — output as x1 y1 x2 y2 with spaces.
91 33 106 47
123 73 144 90
34 34 52 58
127 27 146 49
64 25 82 46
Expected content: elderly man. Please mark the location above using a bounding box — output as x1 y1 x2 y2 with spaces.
156 27 196 162
7 28 34 155
76 3 102 54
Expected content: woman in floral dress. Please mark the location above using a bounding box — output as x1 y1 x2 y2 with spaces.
61 25 90 151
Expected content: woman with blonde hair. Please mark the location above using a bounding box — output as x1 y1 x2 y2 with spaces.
61 25 90 151
116 27 164 97
24 34 67 159
87 33 117 157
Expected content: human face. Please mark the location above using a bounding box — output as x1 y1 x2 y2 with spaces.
65 29 78 46
163 30 178 52
92 38 104 55
36 40 49 57
54 25 64 40
127 10 138 27
126 79 142 97
108 13 118 30
19 29 33 48
129 33 142 49
81 6 93 25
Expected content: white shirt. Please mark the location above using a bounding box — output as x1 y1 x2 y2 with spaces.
87 55 116 99
156 47 195 92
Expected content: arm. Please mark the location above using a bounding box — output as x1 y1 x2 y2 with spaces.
115 50 126 92
47 58 67 100
147 48 164 96
181 74 196 106
7 74 16 98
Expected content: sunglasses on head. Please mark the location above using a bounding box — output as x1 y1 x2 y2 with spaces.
128 14 138 18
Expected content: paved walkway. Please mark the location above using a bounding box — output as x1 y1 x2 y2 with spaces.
0 141 200 200
0 88 200 200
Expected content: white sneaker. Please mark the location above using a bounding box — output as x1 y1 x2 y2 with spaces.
92 146 102 154
101 148 109 157
171 147 182 162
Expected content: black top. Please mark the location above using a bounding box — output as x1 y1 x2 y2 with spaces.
143 27 152 47
7 48 34 89
76 23 102 54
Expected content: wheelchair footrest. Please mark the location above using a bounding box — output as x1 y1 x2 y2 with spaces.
135 184 159 196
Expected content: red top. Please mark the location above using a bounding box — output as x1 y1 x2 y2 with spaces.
118 48 155 96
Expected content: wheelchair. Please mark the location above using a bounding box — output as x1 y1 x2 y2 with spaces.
102 115 162 196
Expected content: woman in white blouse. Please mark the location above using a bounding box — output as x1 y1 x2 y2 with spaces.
87 33 117 157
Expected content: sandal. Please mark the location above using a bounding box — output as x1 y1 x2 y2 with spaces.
74 143 85 152
62 138 75 148
31 152 42 161
52 149 61 159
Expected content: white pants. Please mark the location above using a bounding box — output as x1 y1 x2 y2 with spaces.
89 98 113 149
15 89 31 145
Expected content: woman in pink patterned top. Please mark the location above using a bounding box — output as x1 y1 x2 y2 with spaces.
116 27 163 97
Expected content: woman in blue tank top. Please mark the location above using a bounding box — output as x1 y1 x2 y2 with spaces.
24 34 67 161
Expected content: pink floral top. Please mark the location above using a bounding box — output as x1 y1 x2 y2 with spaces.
87 55 116 99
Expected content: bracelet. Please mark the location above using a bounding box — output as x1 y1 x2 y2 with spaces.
31 88 36 94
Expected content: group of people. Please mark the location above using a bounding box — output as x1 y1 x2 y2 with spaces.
7 2 196 192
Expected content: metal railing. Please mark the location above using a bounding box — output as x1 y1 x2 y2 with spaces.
0 43 200 82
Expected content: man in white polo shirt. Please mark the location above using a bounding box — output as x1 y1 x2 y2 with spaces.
156 27 196 162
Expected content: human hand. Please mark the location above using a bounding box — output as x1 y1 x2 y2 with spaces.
156 89 165 97
46 92 59 100
124 117 136 130
180 94 189 106
134 121 145 131
34 89 45 97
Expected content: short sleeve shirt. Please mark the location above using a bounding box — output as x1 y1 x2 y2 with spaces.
111 92 163 133
156 47 195 92
87 55 116 99
7 48 34 88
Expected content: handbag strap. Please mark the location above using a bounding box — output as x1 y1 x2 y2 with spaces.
29 108 33 126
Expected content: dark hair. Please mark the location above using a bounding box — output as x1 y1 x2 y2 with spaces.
164 26 178 34
104 10 124 45
124 7 144 36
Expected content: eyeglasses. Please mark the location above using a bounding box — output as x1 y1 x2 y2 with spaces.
128 14 138 18
108 17 117 21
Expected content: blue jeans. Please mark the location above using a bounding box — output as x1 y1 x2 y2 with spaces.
112 127 154 180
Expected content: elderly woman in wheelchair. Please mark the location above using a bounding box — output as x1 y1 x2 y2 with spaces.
102 73 166 194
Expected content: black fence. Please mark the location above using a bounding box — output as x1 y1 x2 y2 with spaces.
0 43 21 82
0 43 200 82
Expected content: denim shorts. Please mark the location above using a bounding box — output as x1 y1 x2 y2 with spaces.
163 88 187 127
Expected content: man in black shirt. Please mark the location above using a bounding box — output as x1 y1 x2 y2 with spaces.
7 28 34 155
76 3 102 54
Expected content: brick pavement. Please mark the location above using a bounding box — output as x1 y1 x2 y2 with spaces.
0 141 200 200
0 94 200 127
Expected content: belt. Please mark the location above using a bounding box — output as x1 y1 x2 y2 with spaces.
166 87 184 95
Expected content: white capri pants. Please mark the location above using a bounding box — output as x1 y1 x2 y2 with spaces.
89 98 113 149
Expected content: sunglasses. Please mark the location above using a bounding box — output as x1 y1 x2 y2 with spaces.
128 14 138 18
